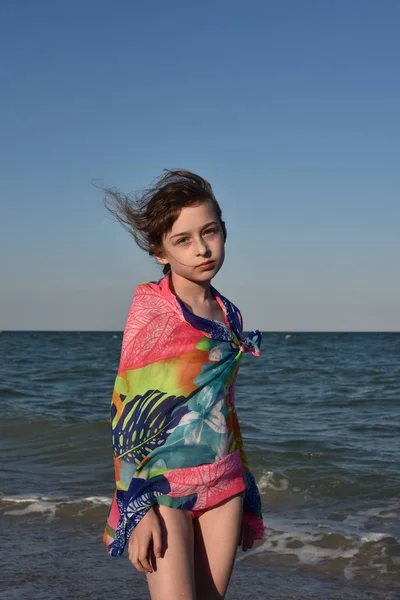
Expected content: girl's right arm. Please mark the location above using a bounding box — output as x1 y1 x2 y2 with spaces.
128 506 164 573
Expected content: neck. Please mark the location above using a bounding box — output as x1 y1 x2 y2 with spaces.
169 272 213 304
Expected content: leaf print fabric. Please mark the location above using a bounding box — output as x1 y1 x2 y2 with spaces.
111 388 188 463
103 273 265 557
167 384 228 446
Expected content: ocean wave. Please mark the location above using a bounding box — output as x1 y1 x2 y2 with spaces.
257 471 290 493
0 387 38 398
238 513 400 586
344 503 400 529
253 465 400 504
0 494 112 519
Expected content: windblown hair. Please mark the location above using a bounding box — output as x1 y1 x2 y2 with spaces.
103 169 227 274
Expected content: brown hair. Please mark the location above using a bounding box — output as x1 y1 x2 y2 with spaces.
103 169 227 274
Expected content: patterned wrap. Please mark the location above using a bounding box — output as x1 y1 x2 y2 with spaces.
103 273 265 557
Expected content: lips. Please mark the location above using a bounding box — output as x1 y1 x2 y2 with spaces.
197 261 215 269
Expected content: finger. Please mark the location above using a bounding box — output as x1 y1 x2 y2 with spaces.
128 534 135 559
129 536 150 573
129 548 146 572
139 545 153 573
133 557 146 572
242 526 250 552
247 528 255 550
237 524 243 547
128 539 140 571
152 526 163 559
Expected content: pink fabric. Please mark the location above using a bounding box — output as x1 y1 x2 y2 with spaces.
165 449 246 511
242 512 266 540
119 279 205 373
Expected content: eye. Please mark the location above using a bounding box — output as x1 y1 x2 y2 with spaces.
203 228 218 236
176 236 189 245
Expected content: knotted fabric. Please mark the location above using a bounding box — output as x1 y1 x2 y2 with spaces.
103 274 265 556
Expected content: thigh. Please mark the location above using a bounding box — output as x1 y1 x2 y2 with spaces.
146 505 196 600
193 494 243 600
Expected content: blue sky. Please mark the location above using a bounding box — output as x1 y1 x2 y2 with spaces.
1 0 399 331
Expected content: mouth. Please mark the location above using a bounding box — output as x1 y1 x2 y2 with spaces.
197 261 215 270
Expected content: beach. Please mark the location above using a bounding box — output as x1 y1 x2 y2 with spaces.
1 331 399 599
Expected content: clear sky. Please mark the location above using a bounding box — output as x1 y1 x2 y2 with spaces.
1 0 399 331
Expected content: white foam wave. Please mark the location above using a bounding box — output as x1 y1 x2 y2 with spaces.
360 532 390 543
1 495 54 504
238 515 399 581
344 503 400 535
0 493 112 517
257 471 289 493
83 496 111 505
358 504 400 520
242 529 356 564
6 500 58 518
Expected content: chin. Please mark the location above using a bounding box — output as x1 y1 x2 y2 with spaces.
195 261 223 281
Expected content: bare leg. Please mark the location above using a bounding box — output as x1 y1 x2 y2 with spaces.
193 494 243 600
145 505 196 600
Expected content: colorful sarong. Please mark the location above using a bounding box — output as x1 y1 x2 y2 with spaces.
103 273 265 556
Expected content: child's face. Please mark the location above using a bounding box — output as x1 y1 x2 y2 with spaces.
158 201 225 283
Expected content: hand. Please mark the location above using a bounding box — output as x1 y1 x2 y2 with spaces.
238 520 255 552
128 506 164 573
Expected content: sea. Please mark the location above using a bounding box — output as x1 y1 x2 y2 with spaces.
0 331 399 600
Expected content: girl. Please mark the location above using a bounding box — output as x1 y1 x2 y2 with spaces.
103 170 264 600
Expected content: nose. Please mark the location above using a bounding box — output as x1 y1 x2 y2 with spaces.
194 236 211 257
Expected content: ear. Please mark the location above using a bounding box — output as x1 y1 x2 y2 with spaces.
149 242 168 265
153 248 169 265
155 254 169 265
